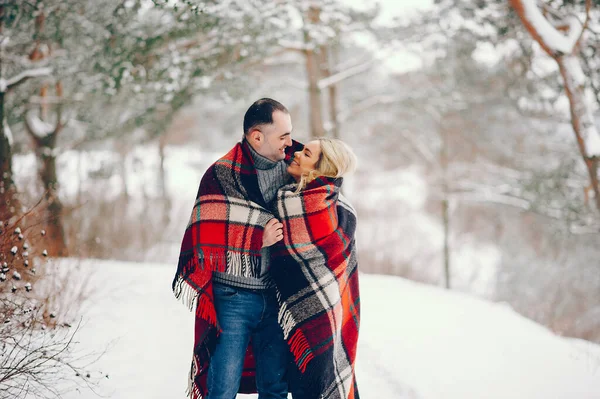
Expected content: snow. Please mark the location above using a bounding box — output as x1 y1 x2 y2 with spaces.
471 38 525 68
583 125 600 158
51 259 600 399
278 39 309 51
343 0 433 26
26 112 55 138
5 67 53 89
471 42 500 67
562 55 586 87
377 47 423 75
519 0 582 55
3 118 13 146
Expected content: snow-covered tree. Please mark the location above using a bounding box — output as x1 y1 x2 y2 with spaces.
277 0 379 138
386 0 600 232
379 0 600 341
504 0 600 209
0 2 52 220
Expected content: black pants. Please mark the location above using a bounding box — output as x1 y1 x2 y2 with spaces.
287 356 310 399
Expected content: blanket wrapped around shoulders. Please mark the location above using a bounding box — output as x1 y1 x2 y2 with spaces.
270 176 361 399
172 139 300 399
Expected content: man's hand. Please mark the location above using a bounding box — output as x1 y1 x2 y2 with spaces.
262 218 283 247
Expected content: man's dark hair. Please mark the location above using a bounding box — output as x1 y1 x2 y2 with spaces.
243 98 289 136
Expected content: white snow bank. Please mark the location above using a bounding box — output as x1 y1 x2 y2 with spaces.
49 259 600 399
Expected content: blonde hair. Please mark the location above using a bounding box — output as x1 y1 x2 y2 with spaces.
296 138 357 192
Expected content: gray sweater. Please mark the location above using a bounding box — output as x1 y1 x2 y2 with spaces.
212 142 290 290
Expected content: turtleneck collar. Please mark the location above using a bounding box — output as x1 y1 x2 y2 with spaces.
246 139 279 170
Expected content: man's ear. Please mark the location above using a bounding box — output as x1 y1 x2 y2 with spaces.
249 129 262 144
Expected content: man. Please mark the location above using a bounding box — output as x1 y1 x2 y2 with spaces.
173 98 299 399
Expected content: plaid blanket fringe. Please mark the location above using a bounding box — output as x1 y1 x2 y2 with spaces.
173 249 262 311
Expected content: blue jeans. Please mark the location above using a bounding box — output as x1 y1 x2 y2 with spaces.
206 282 288 399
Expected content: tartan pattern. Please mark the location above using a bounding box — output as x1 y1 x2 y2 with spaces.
172 139 301 399
271 177 361 399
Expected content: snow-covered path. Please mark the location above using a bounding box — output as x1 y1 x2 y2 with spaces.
57 259 599 399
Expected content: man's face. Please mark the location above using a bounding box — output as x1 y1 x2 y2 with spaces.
253 111 293 162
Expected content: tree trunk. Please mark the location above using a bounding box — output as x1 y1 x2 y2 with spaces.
0 5 19 221
319 45 339 139
39 148 68 257
0 94 19 221
557 56 600 211
26 83 69 257
118 147 129 201
305 47 325 138
328 78 339 139
441 119 451 290
76 150 83 205
442 197 450 289
304 6 325 138
158 136 171 225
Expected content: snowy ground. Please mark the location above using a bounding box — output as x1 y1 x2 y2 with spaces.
53 259 600 399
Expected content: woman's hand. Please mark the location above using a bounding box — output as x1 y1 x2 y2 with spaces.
262 218 283 247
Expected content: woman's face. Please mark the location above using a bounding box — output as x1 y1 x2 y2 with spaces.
287 140 321 181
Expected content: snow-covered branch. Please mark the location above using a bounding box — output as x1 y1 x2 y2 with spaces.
3 68 52 92
318 60 374 90
25 111 55 140
511 0 583 56
3 119 13 147
511 0 600 210
446 190 534 211
28 95 72 105
332 54 372 73
278 39 309 52
450 161 533 181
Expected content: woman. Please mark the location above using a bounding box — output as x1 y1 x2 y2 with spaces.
270 138 360 399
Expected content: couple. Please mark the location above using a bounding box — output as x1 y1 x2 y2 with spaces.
172 98 360 399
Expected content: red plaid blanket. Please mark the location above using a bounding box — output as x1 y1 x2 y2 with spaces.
172 139 300 399
271 176 361 399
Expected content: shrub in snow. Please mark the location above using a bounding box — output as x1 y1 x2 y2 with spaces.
0 204 104 398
